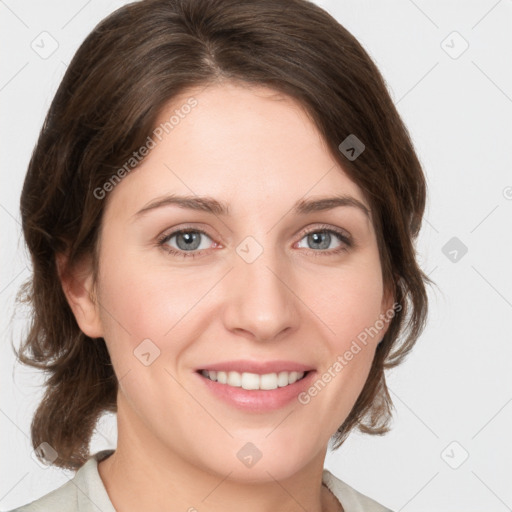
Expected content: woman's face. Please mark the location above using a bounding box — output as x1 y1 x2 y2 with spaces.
86 81 393 481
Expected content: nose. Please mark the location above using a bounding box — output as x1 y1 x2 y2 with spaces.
221 246 300 342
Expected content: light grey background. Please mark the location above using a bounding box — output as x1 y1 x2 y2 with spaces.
1 1 511 511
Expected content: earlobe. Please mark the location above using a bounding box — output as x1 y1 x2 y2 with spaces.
56 252 104 339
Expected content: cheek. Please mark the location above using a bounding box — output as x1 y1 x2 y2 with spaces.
99 220 216 325
94 257 201 421
94 245 206 373
300 258 386 428
311 257 386 350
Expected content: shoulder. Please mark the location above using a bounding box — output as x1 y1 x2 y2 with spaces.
5 479 78 512
322 469 394 512
5 450 115 512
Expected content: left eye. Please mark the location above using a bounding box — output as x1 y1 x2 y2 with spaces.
296 229 347 251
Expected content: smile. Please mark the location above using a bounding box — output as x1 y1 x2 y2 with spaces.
199 370 308 390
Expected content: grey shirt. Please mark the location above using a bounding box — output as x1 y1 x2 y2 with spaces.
8 450 393 512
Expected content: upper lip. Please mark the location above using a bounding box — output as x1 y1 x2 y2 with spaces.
197 360 315 374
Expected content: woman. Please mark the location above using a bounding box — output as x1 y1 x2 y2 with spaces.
10 0 430 510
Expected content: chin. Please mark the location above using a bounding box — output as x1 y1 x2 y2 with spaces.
196 435 320 484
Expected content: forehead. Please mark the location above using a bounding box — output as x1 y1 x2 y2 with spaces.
103 81 371 222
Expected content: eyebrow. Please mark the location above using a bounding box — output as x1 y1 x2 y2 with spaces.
133 193 370 219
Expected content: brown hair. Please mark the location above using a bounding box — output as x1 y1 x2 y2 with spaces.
16 0 431 470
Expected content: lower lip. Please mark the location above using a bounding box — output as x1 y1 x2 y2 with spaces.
195 370 317 412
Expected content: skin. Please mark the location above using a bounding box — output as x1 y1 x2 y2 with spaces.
60 80 393 512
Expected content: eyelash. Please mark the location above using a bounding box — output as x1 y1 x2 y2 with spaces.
156 224 352 259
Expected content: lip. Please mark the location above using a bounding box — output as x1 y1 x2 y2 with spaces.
195 367 317 412
197 360 315 374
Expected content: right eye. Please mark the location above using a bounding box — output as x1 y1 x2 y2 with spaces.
158 228 218 258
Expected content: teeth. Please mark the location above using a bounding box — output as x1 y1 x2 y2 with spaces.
200 370 306 390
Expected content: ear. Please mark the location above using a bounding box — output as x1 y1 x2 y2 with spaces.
56 252 104 339
378 283 396 341
381 284 395 314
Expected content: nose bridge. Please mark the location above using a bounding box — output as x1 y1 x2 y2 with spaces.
223 233 299 341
